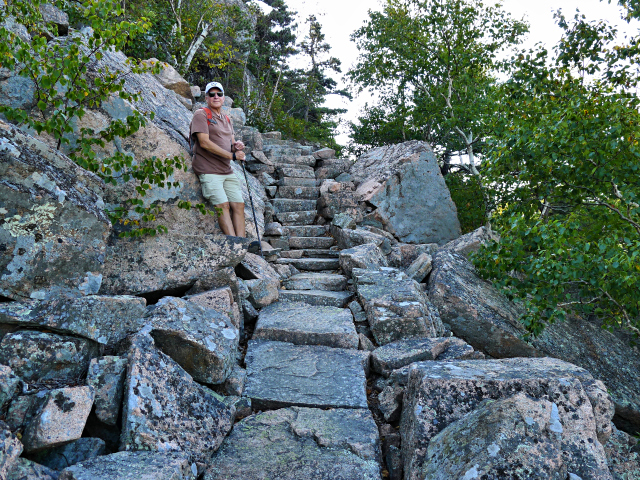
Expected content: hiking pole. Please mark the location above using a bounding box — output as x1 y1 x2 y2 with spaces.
241 160 264 258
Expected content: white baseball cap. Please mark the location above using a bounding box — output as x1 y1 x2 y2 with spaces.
204 81 224 96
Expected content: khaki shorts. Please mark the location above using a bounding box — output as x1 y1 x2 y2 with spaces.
199 173 245 205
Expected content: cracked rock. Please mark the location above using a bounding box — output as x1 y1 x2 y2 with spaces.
86 356 127 426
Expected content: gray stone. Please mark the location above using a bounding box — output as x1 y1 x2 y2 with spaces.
371 337 474 377
86 356 127 426
332 212 356 230
278 289 353 307
29 437 106 470
358 333 376 351
316 159 352 181
275 210 316 225
22 387 94 453
353 267 445 345
0 331 98 383
378 384 404 423
283 272 347 291
604 425 640 480
101 234 248 296
277 186 319 199
58 451 196 480
7 458 58 480
399 357 615 480
421 393 611 480
190 86 201 98
442 225 497 257
0 119 110 301
1 16 31 43
312 148 336 160
332 227 391 253
264 222 284 236
276 257 339 271
0 295 146 345
244 340 368 409
0 365 21 410
207 407 381 480
387 243 439 269
428 249 541 358
217 365 246 397
405 253 432 282
186 287 241 329
339 244 388 277
349 300 368 323
39 4 69 35
0 67 36 111
143 59 192 100
245 278 279 308
0 422 23 479
317 181 362 221
288 236 334 249
146 297 238 384
120 332 235 460
254 301 358 349
272 198 316 213
237 252 280 281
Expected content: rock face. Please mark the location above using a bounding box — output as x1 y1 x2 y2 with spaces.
421 393 612 480
146 297 238 384
87 356 128 426
0 331 98 383
206 407 381 480
0 119 111 301
0 365 21 410
244 340 368 409
100 233 248 296
353 267 445 345
22 386 94 453
120 332 235 460
399 357 614 480
349 141 460 244
58 451 197 480
428 249 540 358
0 295 147 345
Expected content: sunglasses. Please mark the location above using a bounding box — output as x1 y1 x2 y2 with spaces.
208 91 224 98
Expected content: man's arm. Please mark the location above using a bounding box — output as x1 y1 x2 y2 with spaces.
196 133 245 160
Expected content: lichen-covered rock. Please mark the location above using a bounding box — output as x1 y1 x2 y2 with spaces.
28 437 106 471
405 253 432 282
143 59 192 100
0 331 98 383
353 267 445 345
120 331 235 460
331 226 391 253
7 458 58 480
39 3 69 35
399 357 614 480
100 233 248 296
206 407 381 480
22 387 94 453
0 119 110 301
604 425 640 479
339 244 387 278
186 287 241 329
442 225 497 257
236 252 280 281
428 249 540 358
0 365 21 410
0 422 23 478
244 278 279 309
146 297 238 384
86 356 127 426
350 142 461 244
421 393 611 480
317 181 362 221
0 295 146 345
58 451 197 480
387 243 438 269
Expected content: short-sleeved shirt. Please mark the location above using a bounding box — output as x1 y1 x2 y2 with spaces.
190 109 234 175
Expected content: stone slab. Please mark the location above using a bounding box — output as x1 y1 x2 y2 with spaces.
244 340 368 409
206 407 381 480
285 225 326 237
279 177 317 187
87 356 127 426
289 236 334 249
254 301 358 348
277 186 319 199
276 165 315 178
276 258 340 271
302 248 339 258
283 273 347 291
278 289 353 307
272 198 317 213
275 211 316 225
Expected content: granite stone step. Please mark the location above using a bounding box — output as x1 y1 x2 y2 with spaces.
264 146 302 158
275 211 317 225
285 225 326 237
276 257 340 271
253 301 358 348
277 186 320 200
278 289 353 308
276 155 317 167
278 177 317 187
272 198 317 213
283 273 348 291
302 249 339 258
289 236 334 249
244 340 369 409
277 165 315 179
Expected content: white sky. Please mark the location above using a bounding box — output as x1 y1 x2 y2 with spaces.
282 0 638 146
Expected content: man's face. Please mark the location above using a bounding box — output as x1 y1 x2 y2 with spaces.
206 88 224 109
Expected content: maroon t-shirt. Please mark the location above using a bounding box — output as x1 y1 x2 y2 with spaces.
190 109 234 175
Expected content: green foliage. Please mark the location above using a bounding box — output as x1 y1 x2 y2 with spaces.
0 0 215 237
473 11 640 337
445 172 487 233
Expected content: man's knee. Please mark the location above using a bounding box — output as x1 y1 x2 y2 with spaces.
216 202 231 212
229 202 245 213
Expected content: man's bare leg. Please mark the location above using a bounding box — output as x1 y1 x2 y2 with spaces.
216 202 237 236
230 202 246 237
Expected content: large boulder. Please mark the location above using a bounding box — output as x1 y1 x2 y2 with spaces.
100 233 248 296
142 59 193 100
120 331 235 460
339 244 388 278
428 249 540 358
350 141 461 244
0 119 111 301
399 357 614 480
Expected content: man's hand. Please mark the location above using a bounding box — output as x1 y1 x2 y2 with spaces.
235 150 246 161
234 141 245 151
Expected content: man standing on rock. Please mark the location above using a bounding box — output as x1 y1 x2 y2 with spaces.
190 81 253 242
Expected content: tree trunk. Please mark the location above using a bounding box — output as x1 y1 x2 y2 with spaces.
181 22 212 73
